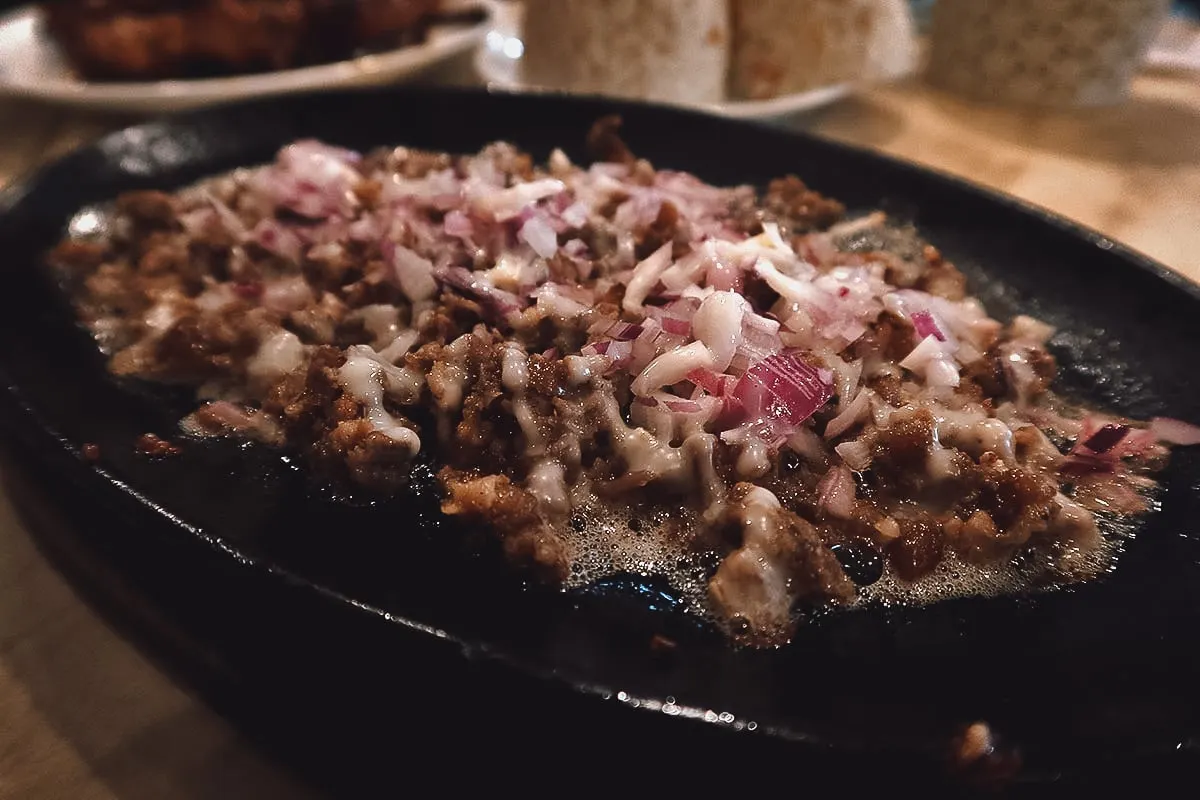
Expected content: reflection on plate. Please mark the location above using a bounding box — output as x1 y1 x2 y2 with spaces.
474 0 910 120
0 3 493 113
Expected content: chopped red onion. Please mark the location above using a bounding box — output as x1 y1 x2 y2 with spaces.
200 192 248 238
651 328 689 355
250 219 304 263
704 253 743 292
1150 417 1200 446
729 310 784 375
835 439 873 471
1063 417 1130 474
680 284 717 302
760 222 793 252
1112 427 1159 458
787 427 829 467
742 309 782 338
827 356 863 413
592 320 644 341
605 340 634 368
1009 315 1056 345
280 139 361 168
664 296 703 317
436 266 525 317
797 233 837 266
542 281 593 305
560 202 590 229
824 387 872 440
733 351 834 433
519 214 560 259
999 344 1039 406
816 464 856 520
658 249 703 291
911 310 946 342
472 178 566 222
901 335 959 386
925 357 961 388
622 243 674 314
177 208 219 239
386 242 438 303
613 193 663 231
534 286 589 319
664 398 703 414
381 167 463 208
346 214 383 242
661 317 691 336
261 275 314 314
590 163 630 180
1081 423 1129 454
267 140 362 219
714 394 747 430
691 291 746 372
687 368 736 396
443 209 474 239
630 318 665 371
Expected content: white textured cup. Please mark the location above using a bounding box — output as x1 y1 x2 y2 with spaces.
729 0 916 100
519 0 729 106
926 0 1171 107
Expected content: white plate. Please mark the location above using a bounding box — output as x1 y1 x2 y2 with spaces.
0 3 493 113
475 1 917 121
1145 15 1200 74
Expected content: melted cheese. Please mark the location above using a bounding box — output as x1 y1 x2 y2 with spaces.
337 351 421 455
736 437 771 479
527 459 569 516
247 330 305 389
631 340 715 397
501 345 529 393
930 406 1016 463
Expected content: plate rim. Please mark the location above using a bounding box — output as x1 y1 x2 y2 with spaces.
473 46 854 121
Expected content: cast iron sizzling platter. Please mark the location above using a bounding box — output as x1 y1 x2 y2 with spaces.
1 88 1199 785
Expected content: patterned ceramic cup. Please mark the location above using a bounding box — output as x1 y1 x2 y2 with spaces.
926 0 1172 106
519 0 730 105
728 0 916 100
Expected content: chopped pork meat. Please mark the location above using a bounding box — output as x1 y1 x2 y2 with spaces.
50 120 1198 646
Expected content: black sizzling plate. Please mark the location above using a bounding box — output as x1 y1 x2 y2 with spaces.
2 88 1199 791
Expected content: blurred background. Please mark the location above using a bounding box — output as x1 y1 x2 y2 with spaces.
0 1 1198 798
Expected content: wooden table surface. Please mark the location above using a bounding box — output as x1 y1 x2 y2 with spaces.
0 59 1198 798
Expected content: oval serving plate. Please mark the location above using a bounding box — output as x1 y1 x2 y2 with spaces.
0 2 492 113
473 0 873 120
1 88 1199 789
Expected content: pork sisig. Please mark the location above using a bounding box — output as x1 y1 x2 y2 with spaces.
49 118 1200 646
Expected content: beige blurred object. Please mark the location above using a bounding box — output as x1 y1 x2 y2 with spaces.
926 0 1172 107
519 0 729 105
728 0 916 100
